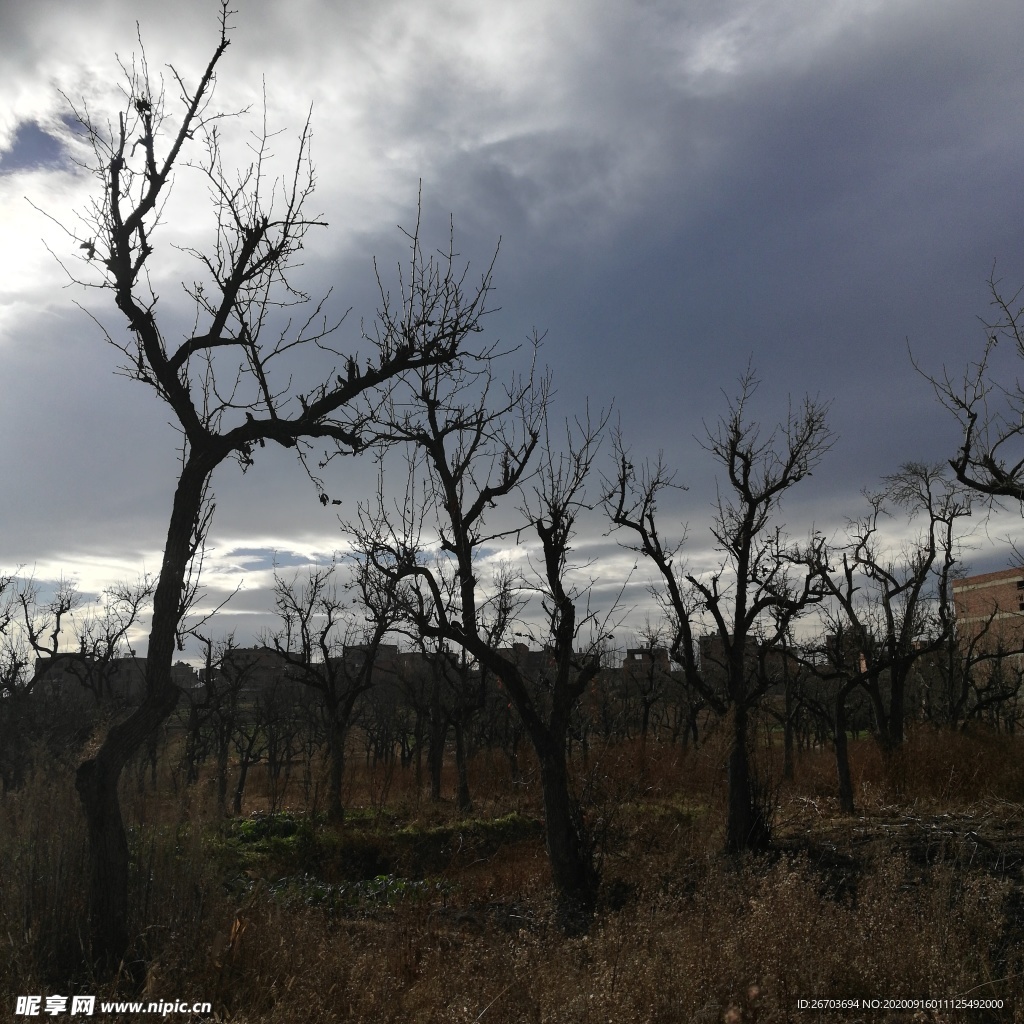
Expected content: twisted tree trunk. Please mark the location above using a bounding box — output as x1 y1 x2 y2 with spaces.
76 457 209 970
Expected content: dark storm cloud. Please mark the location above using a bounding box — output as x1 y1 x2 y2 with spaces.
414 0 1024 537
5 0 1024 654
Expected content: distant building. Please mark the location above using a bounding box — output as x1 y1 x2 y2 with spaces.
487 643 559 693
212 643 405 702
31 654 197 704
339 643 401 680
823 631 870 675
31 655 96 704
217 646 296 698
622 647 670 671
952 567 1024 655
697 633 800 691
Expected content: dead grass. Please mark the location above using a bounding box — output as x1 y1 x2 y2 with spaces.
133 845 1016 1023
1 730 1022 1022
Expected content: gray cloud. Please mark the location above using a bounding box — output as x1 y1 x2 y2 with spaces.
3 0 1024 655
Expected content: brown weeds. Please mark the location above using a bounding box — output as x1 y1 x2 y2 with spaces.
1 733 1022 1022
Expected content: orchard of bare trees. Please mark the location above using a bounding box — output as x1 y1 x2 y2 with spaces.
2 8 1023 1021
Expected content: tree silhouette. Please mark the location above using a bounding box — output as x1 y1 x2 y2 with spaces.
607 371 832 852
52 4 495 969
348 354 614 933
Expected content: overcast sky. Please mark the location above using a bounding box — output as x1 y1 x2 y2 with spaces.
3 0 1024 656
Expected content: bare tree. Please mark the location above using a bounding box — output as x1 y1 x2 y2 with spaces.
820 465 967 744
923 269 1024 501
622 618 675 747
0 573 22 697
794 626 870 813
0 573 34 791
804 464 970 809
919 270 1024 730
52 7 495 968
177 632 250 814
939 609 1024 730
269 557 399 823
349 351 613 932
20 577 154 706
409 563 519 809
0 575 153 793
607 371 832 852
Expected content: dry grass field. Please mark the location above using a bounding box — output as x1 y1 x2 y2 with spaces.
2 729 1022 1023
